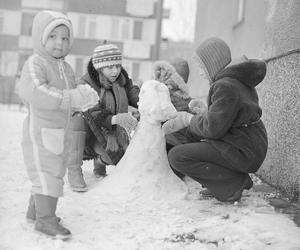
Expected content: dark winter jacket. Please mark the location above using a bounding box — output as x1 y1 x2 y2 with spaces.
187 59 268 172
80 59 140 164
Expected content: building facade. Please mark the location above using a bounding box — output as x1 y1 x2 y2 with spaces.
0 0 163 103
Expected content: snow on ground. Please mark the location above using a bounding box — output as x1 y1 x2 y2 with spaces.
1 107 300 250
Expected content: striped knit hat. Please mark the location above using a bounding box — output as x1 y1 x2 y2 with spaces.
195 37 231 81
92 44 122 70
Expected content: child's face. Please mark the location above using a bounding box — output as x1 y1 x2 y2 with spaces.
44 24 70 58
100 65 121 83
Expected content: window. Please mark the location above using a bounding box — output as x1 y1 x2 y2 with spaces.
131 62 140 82
88 17 97 38
77 15 86 37
0 12 4 33
133 20 143 40
110 17 134 41
0 51 18 76
111 18 120 40
21 12 35 36
121 19 130 40
77 15 98 39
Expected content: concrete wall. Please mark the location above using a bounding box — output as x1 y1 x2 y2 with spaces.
256 0 300 198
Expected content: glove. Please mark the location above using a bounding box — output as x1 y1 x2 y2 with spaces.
162 111 193 135
154 66 172 83
106 134 119 152
69 84 99 112
188 98 207 115
113 112 138 131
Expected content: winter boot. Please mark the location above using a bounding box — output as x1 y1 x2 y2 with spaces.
68 167 88 192
93 158 107 178
34 194 71 240
224 176 253 203
26 194 61 223
26 194 36 223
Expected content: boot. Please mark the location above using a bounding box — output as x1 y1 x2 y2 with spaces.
68 167 88 192
34 194 71 240
93 158 107 178
26 194 61 223
224 176 253 203
26 194 36 223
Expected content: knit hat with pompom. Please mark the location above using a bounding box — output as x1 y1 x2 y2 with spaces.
92 44 122 70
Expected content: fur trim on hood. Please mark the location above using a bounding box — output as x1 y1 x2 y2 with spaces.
153 60 190 99
216 59 267 88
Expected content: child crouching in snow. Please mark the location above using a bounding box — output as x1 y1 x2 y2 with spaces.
76 43 140 183
18 10 98 239
153 58 207 178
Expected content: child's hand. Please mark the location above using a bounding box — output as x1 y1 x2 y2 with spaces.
188 98 207 115
162 111 193 135
154 65 172 83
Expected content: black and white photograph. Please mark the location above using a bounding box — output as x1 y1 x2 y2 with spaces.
0 0 300 249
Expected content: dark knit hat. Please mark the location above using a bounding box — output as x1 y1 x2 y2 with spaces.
92 44 122 70
195 37 231 81
170 57 189 83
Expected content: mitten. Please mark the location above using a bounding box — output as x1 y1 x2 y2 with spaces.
113 112 138 131
188 98 207 115
68 85 99 112
162 111 193 135
154 66 172 83
106 134 119 152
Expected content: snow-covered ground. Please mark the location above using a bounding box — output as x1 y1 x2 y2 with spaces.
1 106 300 250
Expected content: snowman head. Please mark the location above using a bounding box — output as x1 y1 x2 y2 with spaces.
138 80 177 122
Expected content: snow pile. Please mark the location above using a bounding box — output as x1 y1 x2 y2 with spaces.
88 80 188 203
1 106 300 250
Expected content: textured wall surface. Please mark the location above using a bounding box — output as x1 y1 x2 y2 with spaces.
257 53 300 198
256 0 300 198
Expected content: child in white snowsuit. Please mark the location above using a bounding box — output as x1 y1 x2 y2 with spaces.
18 10 98 239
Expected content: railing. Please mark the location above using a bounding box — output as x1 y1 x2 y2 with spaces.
264 48 300 63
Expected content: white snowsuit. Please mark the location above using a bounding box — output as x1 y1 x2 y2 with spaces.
19 11 86 197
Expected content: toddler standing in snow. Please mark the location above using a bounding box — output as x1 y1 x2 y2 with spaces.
18 10 98 239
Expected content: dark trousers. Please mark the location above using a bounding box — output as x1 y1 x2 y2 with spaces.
167 142 251 201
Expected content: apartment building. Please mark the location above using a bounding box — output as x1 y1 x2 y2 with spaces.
0 0 163 104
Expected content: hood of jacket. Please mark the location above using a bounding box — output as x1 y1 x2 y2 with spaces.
215 59 267 88
31 10 73 61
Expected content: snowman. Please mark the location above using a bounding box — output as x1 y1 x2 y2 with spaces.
95 80 188 203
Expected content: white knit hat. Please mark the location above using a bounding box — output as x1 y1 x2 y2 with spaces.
41 11 73 50
92 44 122 70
